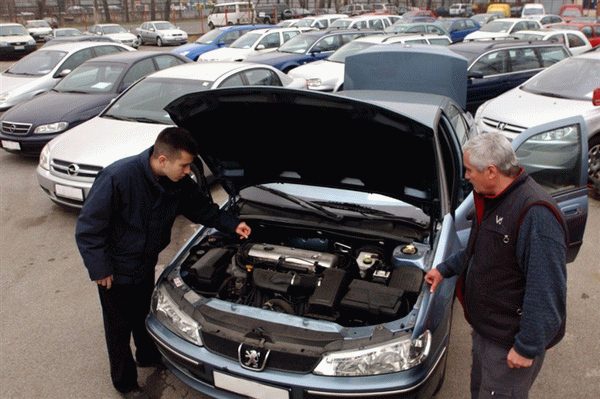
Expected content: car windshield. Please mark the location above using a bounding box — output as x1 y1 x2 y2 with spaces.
328 41 376 63
0 25 29 36
480 20 514 32
27 20 50 28
102 77 212 124
295 18 316 27
330 19 352 28
53 62 125 93
154 22 176 30
195 28 225 44
55 28 82 37
230 32 261 49
437 20 454 30
521 57 600 100
103 25 127 34
4 49 67 75
278 34 319 53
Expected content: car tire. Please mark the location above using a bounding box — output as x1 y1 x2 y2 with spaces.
589 135 600 184
208 22 215 30
157 37 163 47
138 35 144 45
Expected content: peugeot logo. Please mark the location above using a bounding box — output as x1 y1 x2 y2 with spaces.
67 164 80 176
238 343 270 371
496 122 507 131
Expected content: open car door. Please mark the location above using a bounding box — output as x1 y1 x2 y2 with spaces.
510 115 589 262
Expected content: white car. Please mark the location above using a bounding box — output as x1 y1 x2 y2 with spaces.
199 27 302 61
135 21 188 46
0 23 37 58
0 41 133 111
328 15 393 30
36 62 307 208
512 29 592 55
25 19 52 42
294 14 348 29
288 34 452 92
87 24 140 48
464 18 542 41
473 51 600 182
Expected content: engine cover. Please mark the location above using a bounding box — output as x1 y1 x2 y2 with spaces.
247 243 338 273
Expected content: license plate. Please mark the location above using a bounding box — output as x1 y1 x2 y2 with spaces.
55 184 84 201
213 371 289 399
15 45 24 50
1 140 21 150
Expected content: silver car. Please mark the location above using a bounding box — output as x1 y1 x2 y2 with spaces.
135 21 188 46
0 41 133 111
36 62 308 208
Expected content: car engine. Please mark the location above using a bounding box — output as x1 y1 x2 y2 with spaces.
179 230 427 327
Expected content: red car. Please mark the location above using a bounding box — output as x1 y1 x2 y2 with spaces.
552 22 600 47
558 4 583 22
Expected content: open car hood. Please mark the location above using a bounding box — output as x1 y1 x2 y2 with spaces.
165 87 440 208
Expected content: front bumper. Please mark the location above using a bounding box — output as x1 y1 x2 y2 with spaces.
0 44 37 59
146 313 447 399
0 133 56 156
36 164 93 208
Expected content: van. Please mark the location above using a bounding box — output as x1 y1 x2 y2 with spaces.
521 3 545 18
449 3 474 17
487 3 510 17
208 2 255 29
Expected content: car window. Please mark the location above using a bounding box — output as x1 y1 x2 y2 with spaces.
547 33 565 44
429 37 452 45
258 32 281 49
511 22 528 32
154 54 187 69
222 30 243 44
313 35 341 52
428 25 446 35
243 68 282 86
581 26 592 38
447 104 469 145
122 58 156 88
471 50 508 76
54 63 125 93
94 45 127 56
58 48 94 74
516 126 582 194
465 19 477 29
567 33 585 48
409 25 426 33
219 72 245 87
537 46 569 67
282 30 299 42
405 39 428 44
508 48 541 71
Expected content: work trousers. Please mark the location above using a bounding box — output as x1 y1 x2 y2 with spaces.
471 330 545 399
97 275 162 393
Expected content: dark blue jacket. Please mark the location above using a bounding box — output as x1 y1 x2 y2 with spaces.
75 147 241 284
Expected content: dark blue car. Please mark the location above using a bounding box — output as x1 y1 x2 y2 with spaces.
171 25 274 61
448 39 571 113
436 17 481 42
244 29 381 72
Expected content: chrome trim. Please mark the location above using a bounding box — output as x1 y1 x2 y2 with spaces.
147 328 200 366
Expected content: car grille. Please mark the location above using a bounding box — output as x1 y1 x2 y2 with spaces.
480 117 526 134
8 41 30 46
1 121 32 136
201 332 321 373
51 158 103 180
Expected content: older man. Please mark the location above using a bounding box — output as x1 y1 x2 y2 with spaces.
426 132 567 399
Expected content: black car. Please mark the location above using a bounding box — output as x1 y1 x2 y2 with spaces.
0 51 190 156
448 39 572 113
255 3 294 24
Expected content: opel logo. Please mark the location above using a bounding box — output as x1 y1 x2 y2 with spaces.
4 123 16 134
496 122 507 131
67 164 80 176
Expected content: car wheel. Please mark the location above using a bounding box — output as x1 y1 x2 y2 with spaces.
589 135 600 184
137 35 143 45
208 22 215 30
157 37 163 47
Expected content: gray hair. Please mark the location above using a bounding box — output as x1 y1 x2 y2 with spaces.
463 132 520 177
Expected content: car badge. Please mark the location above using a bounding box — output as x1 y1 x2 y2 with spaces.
238 343 270 371
67 164 80 176
4 123 16 134
496 122 507 131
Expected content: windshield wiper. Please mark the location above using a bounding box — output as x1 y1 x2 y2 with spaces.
313 201 430 227
256 185 343 221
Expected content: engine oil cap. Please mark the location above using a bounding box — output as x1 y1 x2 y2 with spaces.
401 244 417 255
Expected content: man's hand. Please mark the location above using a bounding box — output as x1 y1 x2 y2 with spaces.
95 275 114 290
425 268 444 293
507 348 533 369
235 222 251 239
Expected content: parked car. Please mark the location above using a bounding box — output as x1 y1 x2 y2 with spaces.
199 27 303 61
51 28 82 38
0 23 37 59
521 3 545 18
449 3 474 17
208 2 256 29
245 29 381 72
0 51 189 156
448 39 571 113
473 50 600 183
255 3 294 24
135 21 188 46
384 22 451 39
172 25 273 61
436 17 481 42
526 14 565 28
558 4 583 23
288 33 451 92
328 15 392 30
145 46 588 399
398 9 436 22
294 14 348 29
0 41 133 111
464 18 542 41
36 61 308 208
87 24 140 48
470 12 504 26
512 29 592 55
25 19 52 42
550 22 600 47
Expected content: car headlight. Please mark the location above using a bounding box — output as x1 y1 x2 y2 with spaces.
153 285 203 346
39 144 51 170
313 330 431 376
306 78 322 89
535 125 578 142
34 122 69 134
0 91 13 104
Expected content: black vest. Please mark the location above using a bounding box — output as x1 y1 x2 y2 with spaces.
463 172 566 348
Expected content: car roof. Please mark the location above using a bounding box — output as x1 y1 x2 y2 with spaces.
36 41 128 52
448 39 564 63
84 50 187 64
356 33 450 44
144 61 272 81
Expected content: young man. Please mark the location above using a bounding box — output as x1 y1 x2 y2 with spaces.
426 132 567 399
75 127 250 398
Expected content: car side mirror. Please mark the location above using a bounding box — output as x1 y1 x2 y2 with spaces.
256 44 265 50
56 69 72 78
593 87 600 106
468 71 484 79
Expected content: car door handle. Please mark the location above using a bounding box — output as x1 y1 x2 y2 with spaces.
561 204 581 217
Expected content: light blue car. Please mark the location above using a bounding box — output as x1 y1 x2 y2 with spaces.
146 46 588 399
171 25 273 61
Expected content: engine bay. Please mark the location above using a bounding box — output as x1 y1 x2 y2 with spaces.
179 225 429 327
